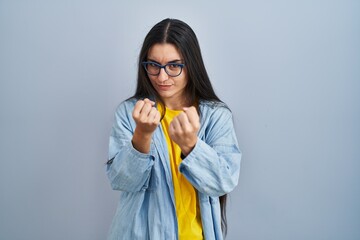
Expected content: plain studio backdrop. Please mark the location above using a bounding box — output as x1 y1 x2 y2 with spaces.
0 0 359 239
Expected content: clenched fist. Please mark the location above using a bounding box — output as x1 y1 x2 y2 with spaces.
132 98 161 153
169 106 200 156
132 98 161 134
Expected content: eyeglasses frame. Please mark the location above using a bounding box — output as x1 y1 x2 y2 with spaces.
142 61 185 77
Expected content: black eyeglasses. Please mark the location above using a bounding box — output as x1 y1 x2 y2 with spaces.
142 61 185 77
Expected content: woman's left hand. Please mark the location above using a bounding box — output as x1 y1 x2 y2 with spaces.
169 106 200 156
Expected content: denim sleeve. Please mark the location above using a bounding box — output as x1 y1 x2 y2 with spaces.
106 102 155 192
179 107 242 197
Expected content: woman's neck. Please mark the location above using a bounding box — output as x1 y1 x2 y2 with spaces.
164 102 186 110
163 97 192 110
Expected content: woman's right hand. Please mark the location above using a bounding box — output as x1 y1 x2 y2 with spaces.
131 98 160 153
132 98 161 134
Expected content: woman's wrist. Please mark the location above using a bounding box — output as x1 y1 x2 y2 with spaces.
180 143 196 157
132 128 153 153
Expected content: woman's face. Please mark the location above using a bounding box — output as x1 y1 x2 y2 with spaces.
146 43 188 109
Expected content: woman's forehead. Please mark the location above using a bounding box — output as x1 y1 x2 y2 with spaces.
147 43 182 62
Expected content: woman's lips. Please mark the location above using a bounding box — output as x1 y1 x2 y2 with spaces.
157 84 173 91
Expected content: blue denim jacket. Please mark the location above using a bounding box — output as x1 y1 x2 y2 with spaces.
106 98 242 240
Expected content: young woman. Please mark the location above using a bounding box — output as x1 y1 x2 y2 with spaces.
106 18 241 240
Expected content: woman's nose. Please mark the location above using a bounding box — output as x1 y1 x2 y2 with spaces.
157 68 169 81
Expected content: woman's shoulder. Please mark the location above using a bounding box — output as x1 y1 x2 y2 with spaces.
115 97 138 109
198 100 233 122
113 98 138 119
199 100 231 113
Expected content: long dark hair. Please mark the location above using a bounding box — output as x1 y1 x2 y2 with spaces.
133 18 228 236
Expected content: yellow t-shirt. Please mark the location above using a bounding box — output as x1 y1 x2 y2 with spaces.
159 104 203 240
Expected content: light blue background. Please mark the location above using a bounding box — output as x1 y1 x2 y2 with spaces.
0 0 359 239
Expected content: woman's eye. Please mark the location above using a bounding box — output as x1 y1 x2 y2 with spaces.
168 64 179 69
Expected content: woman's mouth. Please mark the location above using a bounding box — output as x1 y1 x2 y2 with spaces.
157 84 173 91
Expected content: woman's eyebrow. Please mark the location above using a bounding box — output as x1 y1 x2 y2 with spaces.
147 59 182 64
167 59 182 63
